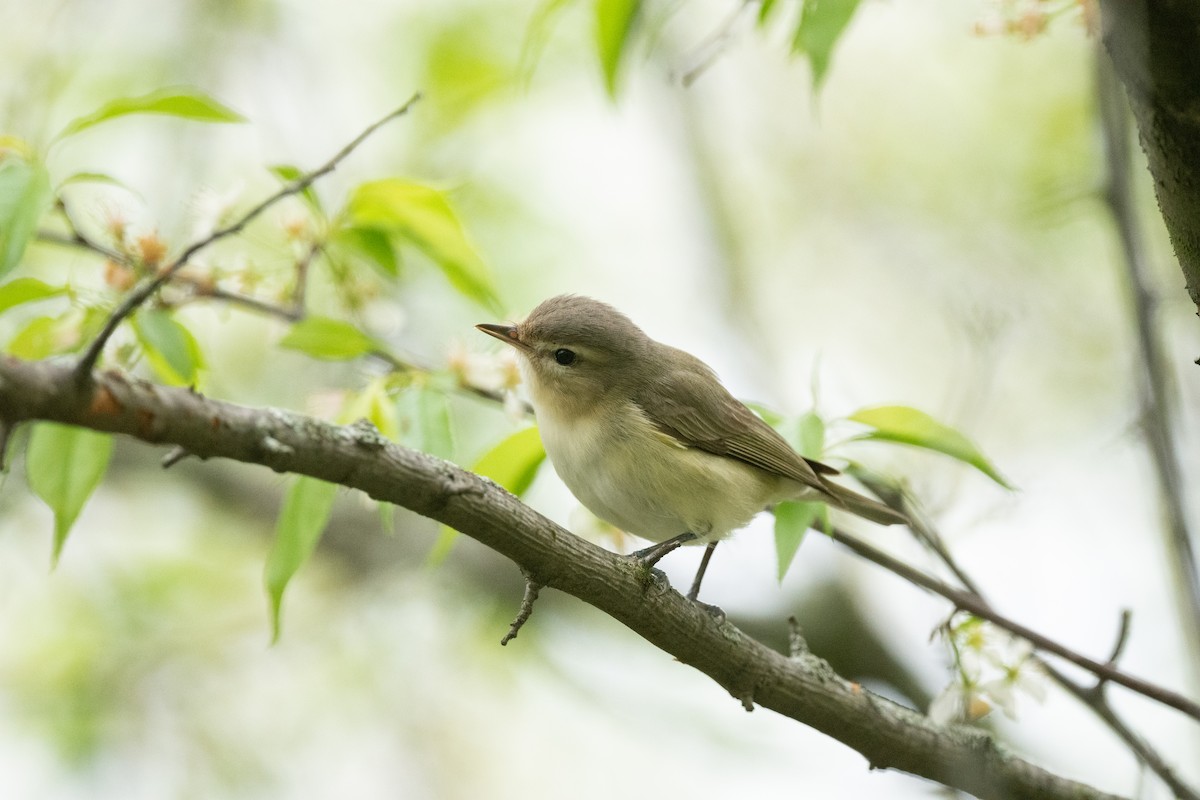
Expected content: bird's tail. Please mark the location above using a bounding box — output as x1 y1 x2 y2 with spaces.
818 478 908 526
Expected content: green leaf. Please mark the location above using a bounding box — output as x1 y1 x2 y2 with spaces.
397 386 455 460
26 423 114 564
429 426 546 565
340 378 399 440
774 500 823 581
133 309 203 386
792 0 863 90
8 314 79 359
279 316 380 360
595 0 641 98
56 171 127 190
268 164 321 214
347 179 500 310
474 426 546 495
848 405 1014 489
0 157 53 278
758 0 780 25
0 277 67 315
264 476 338 642
520 0 576 81
332 225 399 277
55 87 246 141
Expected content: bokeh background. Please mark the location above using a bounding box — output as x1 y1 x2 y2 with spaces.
2 0 1198 797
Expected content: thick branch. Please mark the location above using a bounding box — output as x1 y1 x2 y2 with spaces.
1099 0 1200 316
0 355 1127 800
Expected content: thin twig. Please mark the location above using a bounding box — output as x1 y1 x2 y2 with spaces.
1046 662 1200 800
827 525 1200 723
160 446 192 468
291 239 322 317
1096 41 1200 674
879 488 1196 796
71 93 422 386
501 569 543 646
0 420 11 471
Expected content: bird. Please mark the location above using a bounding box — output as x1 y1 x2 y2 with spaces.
477 295 905 606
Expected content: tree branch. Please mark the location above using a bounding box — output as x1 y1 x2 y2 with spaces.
1095 41 1200 672
1099 0 1200 318
827 525 1200 723
71 93 422 385
0 355 1129 800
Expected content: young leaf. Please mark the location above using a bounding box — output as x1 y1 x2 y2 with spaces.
332 225 399 277
397 386 455 460
26 423 114 564
133 309 203 386
520 0 576 80
429 426 546 565
347 179 501 311
340 378 400 441
774 500 822 581
279 316 380 360
849 405 1014 489
792 0 863 90
758 0 780 25
264 476 338 642
7 314 80 359
474 426 546 495
0 157 53 278
0 277 67 315
268 164 322 214
55 87 246 141
595 0 641 98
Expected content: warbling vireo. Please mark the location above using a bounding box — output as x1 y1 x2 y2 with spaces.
478 295 905 605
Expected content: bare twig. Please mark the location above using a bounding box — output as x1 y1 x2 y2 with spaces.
872 482 1197 797
1096 42 1200 674
1047 662 1200 800
161 445 191 469
501 569 542 646
827 525 1200 723
71 94 422 386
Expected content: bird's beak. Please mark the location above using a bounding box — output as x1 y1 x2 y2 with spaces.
475 322 530 352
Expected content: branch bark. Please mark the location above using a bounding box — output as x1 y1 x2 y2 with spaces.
1099 0 1200 318
0 356 1130 800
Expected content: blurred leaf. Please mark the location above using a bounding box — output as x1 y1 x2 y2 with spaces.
268 164 321 214
347 179 500 310
849 405 1014 489
26 423 114 565
279 315 380 360
758 0 780 25
332 225 399 277
430 426 546 565
397 385 455 460
133 309 203 386
55 88 246 141
474 425 547 496
746 401 784 428
340 378 400 440
56 171 126 190
792 0 862 90
0 157 53 278
786 410 825 459
8 314 77 359
0 277 67 315
521 0 576 80
774 500 822 581
595 0 641 98
264 476 338 642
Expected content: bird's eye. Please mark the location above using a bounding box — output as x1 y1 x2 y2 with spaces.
553 348 577 366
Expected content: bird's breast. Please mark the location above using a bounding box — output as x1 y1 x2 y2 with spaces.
534 399 783 543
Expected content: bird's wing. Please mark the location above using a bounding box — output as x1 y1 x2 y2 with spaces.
634 358 836 493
